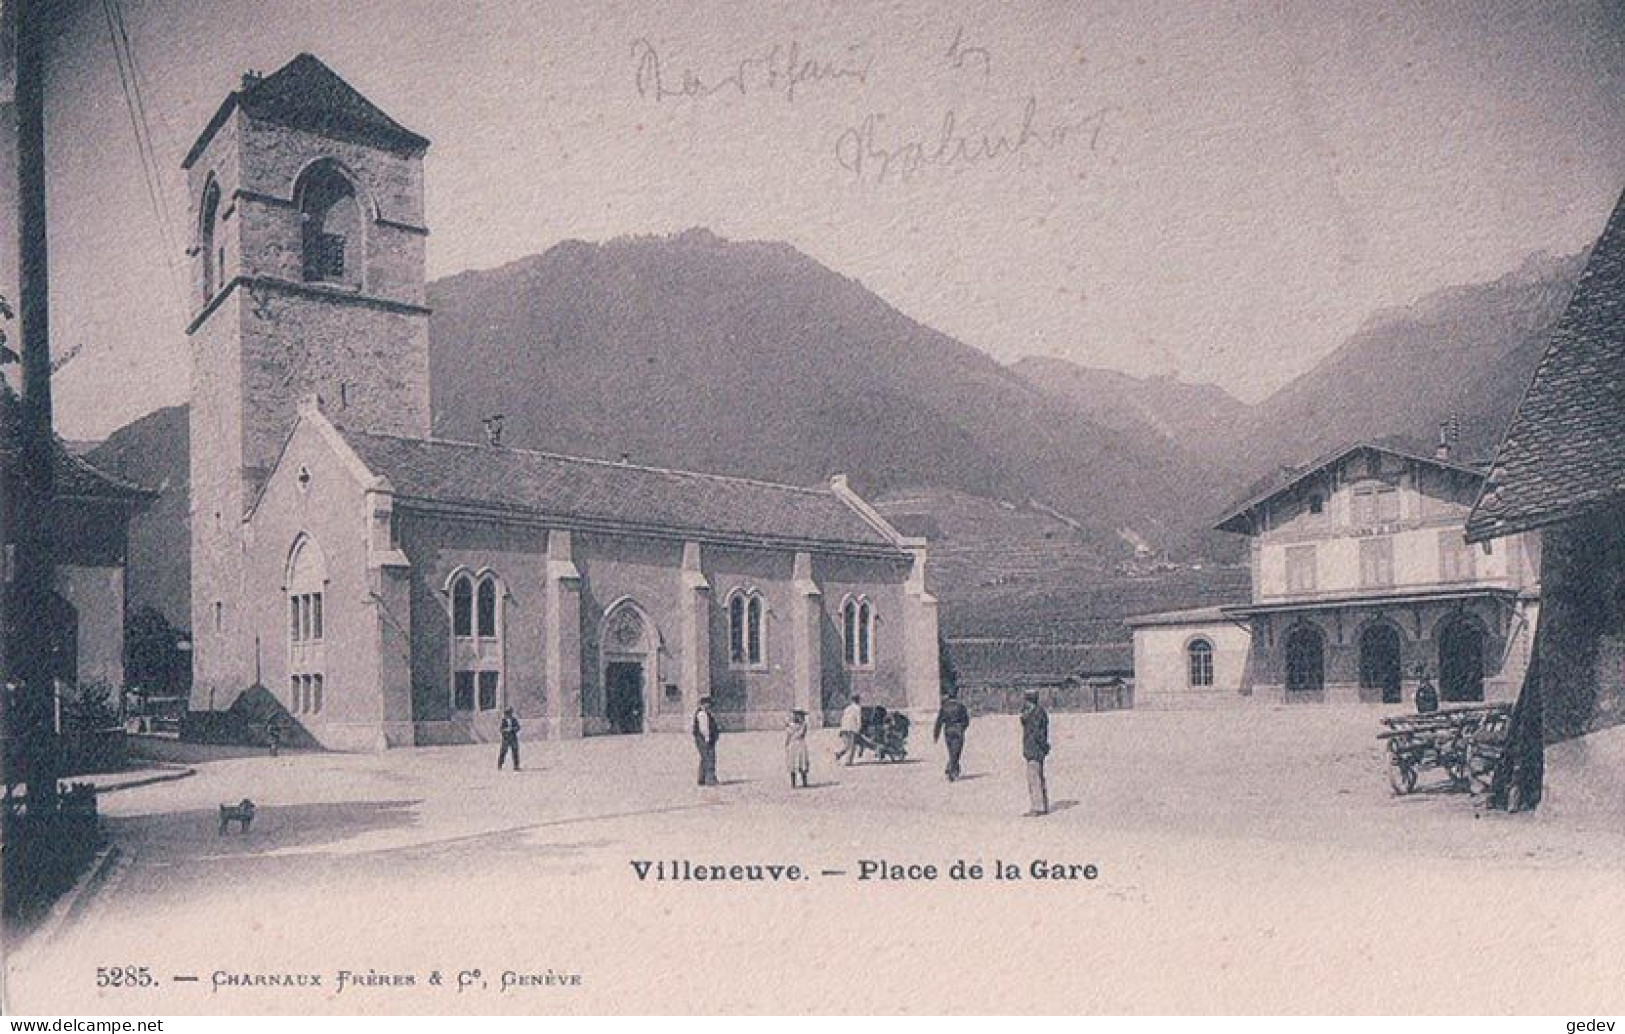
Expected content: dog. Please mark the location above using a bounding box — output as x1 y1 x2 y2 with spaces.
218 798 256 835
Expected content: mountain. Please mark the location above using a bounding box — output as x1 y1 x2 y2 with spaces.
84 231 1226 634
87 235 1587 659
83 405 189 630
428 229 1220 555
1010 358 1251 457
1225 250 1587 480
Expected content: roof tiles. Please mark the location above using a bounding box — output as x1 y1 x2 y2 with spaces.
337 427 905 555
1467 188 1625 541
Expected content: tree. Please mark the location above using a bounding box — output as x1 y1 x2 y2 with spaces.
125 606 189 696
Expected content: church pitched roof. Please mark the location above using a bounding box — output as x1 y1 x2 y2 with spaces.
1467 187 1625 542
336 427 908 556
184 53 428 169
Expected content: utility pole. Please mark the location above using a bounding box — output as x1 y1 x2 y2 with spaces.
7 0 60 814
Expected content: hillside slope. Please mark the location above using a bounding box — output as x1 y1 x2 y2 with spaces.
428 230 1218 556
1228 250 1586 479
1011 357 1252 458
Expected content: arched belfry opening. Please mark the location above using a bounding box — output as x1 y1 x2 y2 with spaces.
295 160 364 286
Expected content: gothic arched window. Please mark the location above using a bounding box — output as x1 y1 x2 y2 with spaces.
452 575 473 638
287 535 327 715
728 588 765 668
477 577 498 639
297 162 361 285
843 596 875 669
449 570 502 712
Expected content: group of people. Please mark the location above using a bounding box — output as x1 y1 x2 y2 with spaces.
690 688 1055 816
491 690 1056 816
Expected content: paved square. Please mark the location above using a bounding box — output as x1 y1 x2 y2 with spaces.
6 710 1624 1014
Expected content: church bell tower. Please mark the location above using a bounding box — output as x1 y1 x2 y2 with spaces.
182 54 432 711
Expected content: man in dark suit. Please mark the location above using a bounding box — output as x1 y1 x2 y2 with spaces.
933 690 971 781
498 707 521 770
692 696 720 785
1020 688 1050 816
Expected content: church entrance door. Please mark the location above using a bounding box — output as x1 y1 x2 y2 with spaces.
605 661 645 734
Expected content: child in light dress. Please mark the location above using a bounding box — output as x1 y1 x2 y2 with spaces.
785 709 811 788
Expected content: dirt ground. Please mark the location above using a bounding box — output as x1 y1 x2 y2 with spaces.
4 708 1623 1015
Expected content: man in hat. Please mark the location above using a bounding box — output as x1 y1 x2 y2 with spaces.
498 706 521 770
692 695 721 785
933 689 971 781
1020 688 1050 816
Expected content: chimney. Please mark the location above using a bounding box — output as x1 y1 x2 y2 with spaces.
619 452 631 465
482 414 504 447
241 70 263 91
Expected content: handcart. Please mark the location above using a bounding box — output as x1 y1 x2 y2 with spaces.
1378 703 1511 795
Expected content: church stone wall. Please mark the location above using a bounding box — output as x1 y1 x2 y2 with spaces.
573 533 693 734
186 98 432 720
701 545 811 730
391 513 918 743
398 514 551 743
188 290 253 711
813 553 913 722
240 420 385 750
236 287 430 488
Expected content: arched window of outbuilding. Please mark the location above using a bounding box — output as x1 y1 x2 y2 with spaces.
1187 638 1214 687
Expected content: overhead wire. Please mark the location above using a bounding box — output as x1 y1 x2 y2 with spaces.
100 0 190 328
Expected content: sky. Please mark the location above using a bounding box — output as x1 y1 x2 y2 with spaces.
3 0 1625 439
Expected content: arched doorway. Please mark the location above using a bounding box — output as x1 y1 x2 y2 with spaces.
1285 624 1324 697
1438 617 1485 703
598 600 657 735
1359 623 1403 704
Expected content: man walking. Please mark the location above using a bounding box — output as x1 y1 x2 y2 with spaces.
933 690 971 781
498 706 521 770
692 695 720 785
1020 688 1050 816
834 694 863 765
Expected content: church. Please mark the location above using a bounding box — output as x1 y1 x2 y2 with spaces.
181 55 939 751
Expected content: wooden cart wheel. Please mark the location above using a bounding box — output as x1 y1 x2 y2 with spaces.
1388 760 1416 795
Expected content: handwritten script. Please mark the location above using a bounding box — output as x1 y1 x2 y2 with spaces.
834 97 1115 184
631 37 874 105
